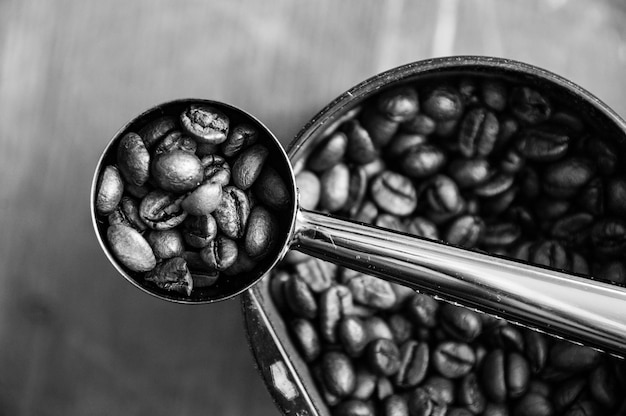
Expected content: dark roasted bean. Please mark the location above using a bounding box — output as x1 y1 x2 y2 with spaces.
339 315 369 357
458 373 486 414
590 218 626 257
334 400 374 416
512 393 553 416
422 85 464 121
370 171 418 216
444 215 484 248
400 144 447 178
447 158 493 189
515 126 569 161
549 341 601 373
432 341 475 378
395 340 429 388
322 351 357 397
405 293 439 328
221 123 258 157
320 162 351 212
440 304 482 342
344 120 379 164
308 131 348 172
458 107 499 158
509 86 551 125
139 115 177 149
542 157 595 198
367 339 401 377
290 318 321 363
383 395 409 416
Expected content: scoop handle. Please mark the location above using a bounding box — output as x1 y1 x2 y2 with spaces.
291 209 626 357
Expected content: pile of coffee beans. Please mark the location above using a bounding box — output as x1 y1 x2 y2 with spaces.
95 103 290 297
270 76 626 416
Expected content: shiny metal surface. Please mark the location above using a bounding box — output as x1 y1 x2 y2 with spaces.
292 209 626 357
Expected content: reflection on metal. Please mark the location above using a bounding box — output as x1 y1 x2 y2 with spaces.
270 361 299 401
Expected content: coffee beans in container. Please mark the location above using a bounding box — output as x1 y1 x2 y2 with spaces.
269 73 626 415
93 100 294 302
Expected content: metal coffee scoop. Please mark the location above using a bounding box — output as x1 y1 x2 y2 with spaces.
92 98 626 358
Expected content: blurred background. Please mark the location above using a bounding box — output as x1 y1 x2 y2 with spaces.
1 0 626 415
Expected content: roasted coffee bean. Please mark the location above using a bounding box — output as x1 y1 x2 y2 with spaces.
480 221 521 248
405 293 439 328
221 123 258 157
96 165 124 215
590 218 626 257
549 212 593 247
481 79 508 112
432 341 475 378
401 113 437 135
549 341 601 372
214 186 250 239
320 162 351 212
296 258 336 293
474 173 515 198
154 130 197 155
145 229 185 260
382 395 409 416
444 215 484 248
107 224 156 272
370 171 418 216
447 408 473 416
400 144 447 178
509 86 551 125
576 177 604 216
139 190 188 230
200 235 238 270
339 315 369 357
404 216 439 240
353 200 379 223
375 214 405 233
395 340 429 388
512 393 553 416
232 144 269 190
485 323 524 352
118 132 151 187
253 165 291 211
376 377 394 401
308 131 348 172
109 196 148 232
181 181 222 216
481 349 530 402
343 120 379 164
589 361 622 410
579 134 618 176
245 205 277 259
387 314 414 344
542 157 595 198
386 133 427 159
422 85 464 121
407 387 448 416
499 149 525 174
458 107 499 158
482 403 509 416
528 240 570 270
440 304 482 342
151 150 203 193
295 170 321 210
181 214 217 248
515 126 569 162
365 339 401 377
139 115 177 149
319 285 348 343
144 256 193 296
321 351 357 397
200 154 231 186
347 272 397 310
180 104 229 145
358 107 399 150
447 158 492 189
290 318 321 363
606 176 626 216
457 372 486 414
375 85 420 123
352 368 377 400
285 274 318 319
419 174 462 214
190 269 219 288
533 198 571 222
422 375 455 405
345 166 369 216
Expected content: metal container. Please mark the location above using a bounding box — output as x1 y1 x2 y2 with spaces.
242 56 626 416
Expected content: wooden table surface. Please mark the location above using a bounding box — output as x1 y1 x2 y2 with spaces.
1 1 626 415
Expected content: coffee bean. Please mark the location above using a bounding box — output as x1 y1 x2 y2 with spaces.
432 341 475 378
345 166 369 216
343 120 379 164
405 293 439 328
606 176 626 216
295 170 321 210
481 79 508 112
221 123 258 157
515 126 569 161
407 387 448 416
419 174 463 215
447 158 492 189
542 157 595 198
139 190 188 230
214 186 250 239
509 86 551 125
549 341 601 372
145 229 185 260
382 395 409 416
422 375 455 405
109 196 148 232
523 329 548 374
444 215 485 248
440 304 482 342
367 339 401 377
386 133 427 159
308 131 348 172
181 181 222 216
422 85 464 121
154 130 197 156
458 107 500 158
181 214 217 248
285 274 318 319
457 372 486 414
590 218 626 257
139 115 177 149
151 149 204 193
334 399 374 416
144 256 193 296
401 113 437 135
400 144 447 178
552 377 587 413
290 318 321 363
232 144 269 190
96 165 125 215
481 349 530 402
245 205 277 259
321 351 357 397
107 224 157 272
339 315 369 357
320 163 351 212
200 154 231 186
404 217 439 240
351 368 377 400
180 104 229 145
395 340 429 388
370 171 418 216
117 132 151 187
200 235 238 271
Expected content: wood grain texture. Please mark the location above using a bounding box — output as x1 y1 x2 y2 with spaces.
0 0 625 415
